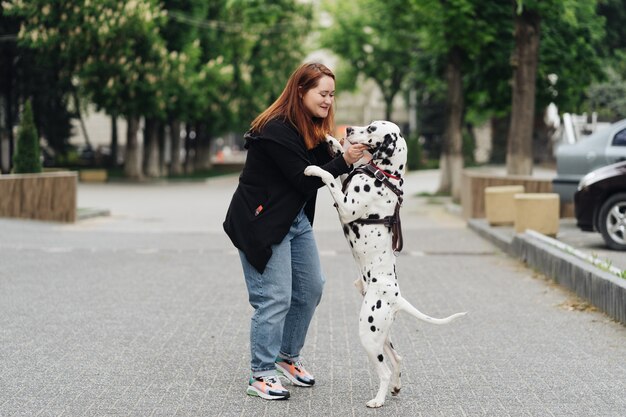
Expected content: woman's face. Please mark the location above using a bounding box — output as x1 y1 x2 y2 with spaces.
302 75 335 119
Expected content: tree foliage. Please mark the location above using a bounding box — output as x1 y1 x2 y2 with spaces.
321 0 419 121
13 100 42 173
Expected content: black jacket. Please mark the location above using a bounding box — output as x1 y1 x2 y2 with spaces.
223 118 351 273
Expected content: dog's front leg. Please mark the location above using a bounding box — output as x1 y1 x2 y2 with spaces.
304 166 368 224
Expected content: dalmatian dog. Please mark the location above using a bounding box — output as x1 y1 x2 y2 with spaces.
305 121 466 408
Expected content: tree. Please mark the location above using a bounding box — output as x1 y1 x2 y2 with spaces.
506 0 605 174
506 2 541 175
7 0 172 179
1 3 73 171
13 100 42 173
321 0 418 121
410 0 497 200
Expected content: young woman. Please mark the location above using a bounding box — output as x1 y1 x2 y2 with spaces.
223 62 366 400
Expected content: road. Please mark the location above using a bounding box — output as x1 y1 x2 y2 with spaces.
1 170 625 416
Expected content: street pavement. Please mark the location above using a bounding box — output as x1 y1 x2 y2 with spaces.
1 170 625 417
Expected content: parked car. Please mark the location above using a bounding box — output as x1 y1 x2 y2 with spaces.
574 161 626 250
553 118 626 203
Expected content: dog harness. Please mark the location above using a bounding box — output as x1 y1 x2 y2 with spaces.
342 160 404 252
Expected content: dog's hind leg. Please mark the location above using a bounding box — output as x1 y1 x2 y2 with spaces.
384 335 402 396
359 297 393 408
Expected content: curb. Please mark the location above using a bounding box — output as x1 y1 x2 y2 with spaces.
468 218 626 325
77 207 111 220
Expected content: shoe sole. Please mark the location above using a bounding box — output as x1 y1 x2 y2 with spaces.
276 365 315 387
246 385 290 400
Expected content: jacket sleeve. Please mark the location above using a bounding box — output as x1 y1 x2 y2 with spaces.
260 139 351 196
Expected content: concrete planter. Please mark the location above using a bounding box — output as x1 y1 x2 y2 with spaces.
461 170 554 219
0 172 77 222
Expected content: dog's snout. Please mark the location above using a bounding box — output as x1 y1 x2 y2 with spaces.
346 127 354 136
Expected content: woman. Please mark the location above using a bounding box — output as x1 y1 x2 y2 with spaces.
223 62 367 400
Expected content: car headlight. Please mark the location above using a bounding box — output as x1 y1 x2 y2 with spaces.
577 171 596 191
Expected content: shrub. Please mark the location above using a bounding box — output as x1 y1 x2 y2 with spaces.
13 101 42 173
406 134 424 171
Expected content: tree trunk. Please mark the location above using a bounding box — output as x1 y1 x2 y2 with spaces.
194 122 212 171
490 115 510 163
143 117 160 177
438 46 464 201
124 115 142 180
110 114 118 168
73 90 91 147
506 8 541 175
1 94 10 174
184 123 193 174
169 119 182 176
384 95 393 122
1 57 15 173
158 122 166 176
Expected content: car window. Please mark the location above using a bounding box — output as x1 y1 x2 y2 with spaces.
612 129 626 146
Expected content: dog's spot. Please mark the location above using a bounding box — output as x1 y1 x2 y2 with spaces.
371 305 375 312
370 326 376 332
367 271 371 278
374 180 382 187
368 316 374 323
382 158 392 165
350 224 361 239
364 184 371 192
376 300 382 309
399 164 404 170
354 185 360 192
372 278 377 283
395 292 398 296
367 125 378 133
377 354 384 362
343 225 350 236
330 183 335 188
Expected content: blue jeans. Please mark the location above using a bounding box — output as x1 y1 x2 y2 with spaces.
239 208 325 378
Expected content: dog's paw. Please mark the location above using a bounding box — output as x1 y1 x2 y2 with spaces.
325 134 344 156
305 165 334 184
366 399 385 408
304 165 323 177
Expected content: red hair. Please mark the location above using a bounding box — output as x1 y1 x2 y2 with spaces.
250 63 335 150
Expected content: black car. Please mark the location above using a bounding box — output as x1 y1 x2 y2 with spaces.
574 161 626 250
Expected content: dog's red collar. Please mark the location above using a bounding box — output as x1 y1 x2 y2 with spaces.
368 160 401 181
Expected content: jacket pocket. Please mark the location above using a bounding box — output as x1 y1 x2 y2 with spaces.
237 183 269 220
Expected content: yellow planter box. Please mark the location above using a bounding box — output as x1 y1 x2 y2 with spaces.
485 185 525 226
79 169 108 182
514 193 560 237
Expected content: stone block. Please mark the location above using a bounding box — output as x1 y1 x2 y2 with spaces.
79 169 108 182
485 185 525 225
514 193 560 236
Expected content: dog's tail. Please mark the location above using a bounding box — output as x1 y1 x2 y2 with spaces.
397 297 467 324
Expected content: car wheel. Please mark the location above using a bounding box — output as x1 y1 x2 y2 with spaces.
598 193 626 250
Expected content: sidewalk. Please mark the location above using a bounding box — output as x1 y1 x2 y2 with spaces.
468 216 626 326
1 170 625 417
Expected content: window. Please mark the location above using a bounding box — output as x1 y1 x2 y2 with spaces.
612 129 626 146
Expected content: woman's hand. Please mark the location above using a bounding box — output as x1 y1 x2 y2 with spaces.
343 144 368 165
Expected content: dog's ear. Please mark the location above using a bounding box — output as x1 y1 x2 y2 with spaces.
372 133 397 160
